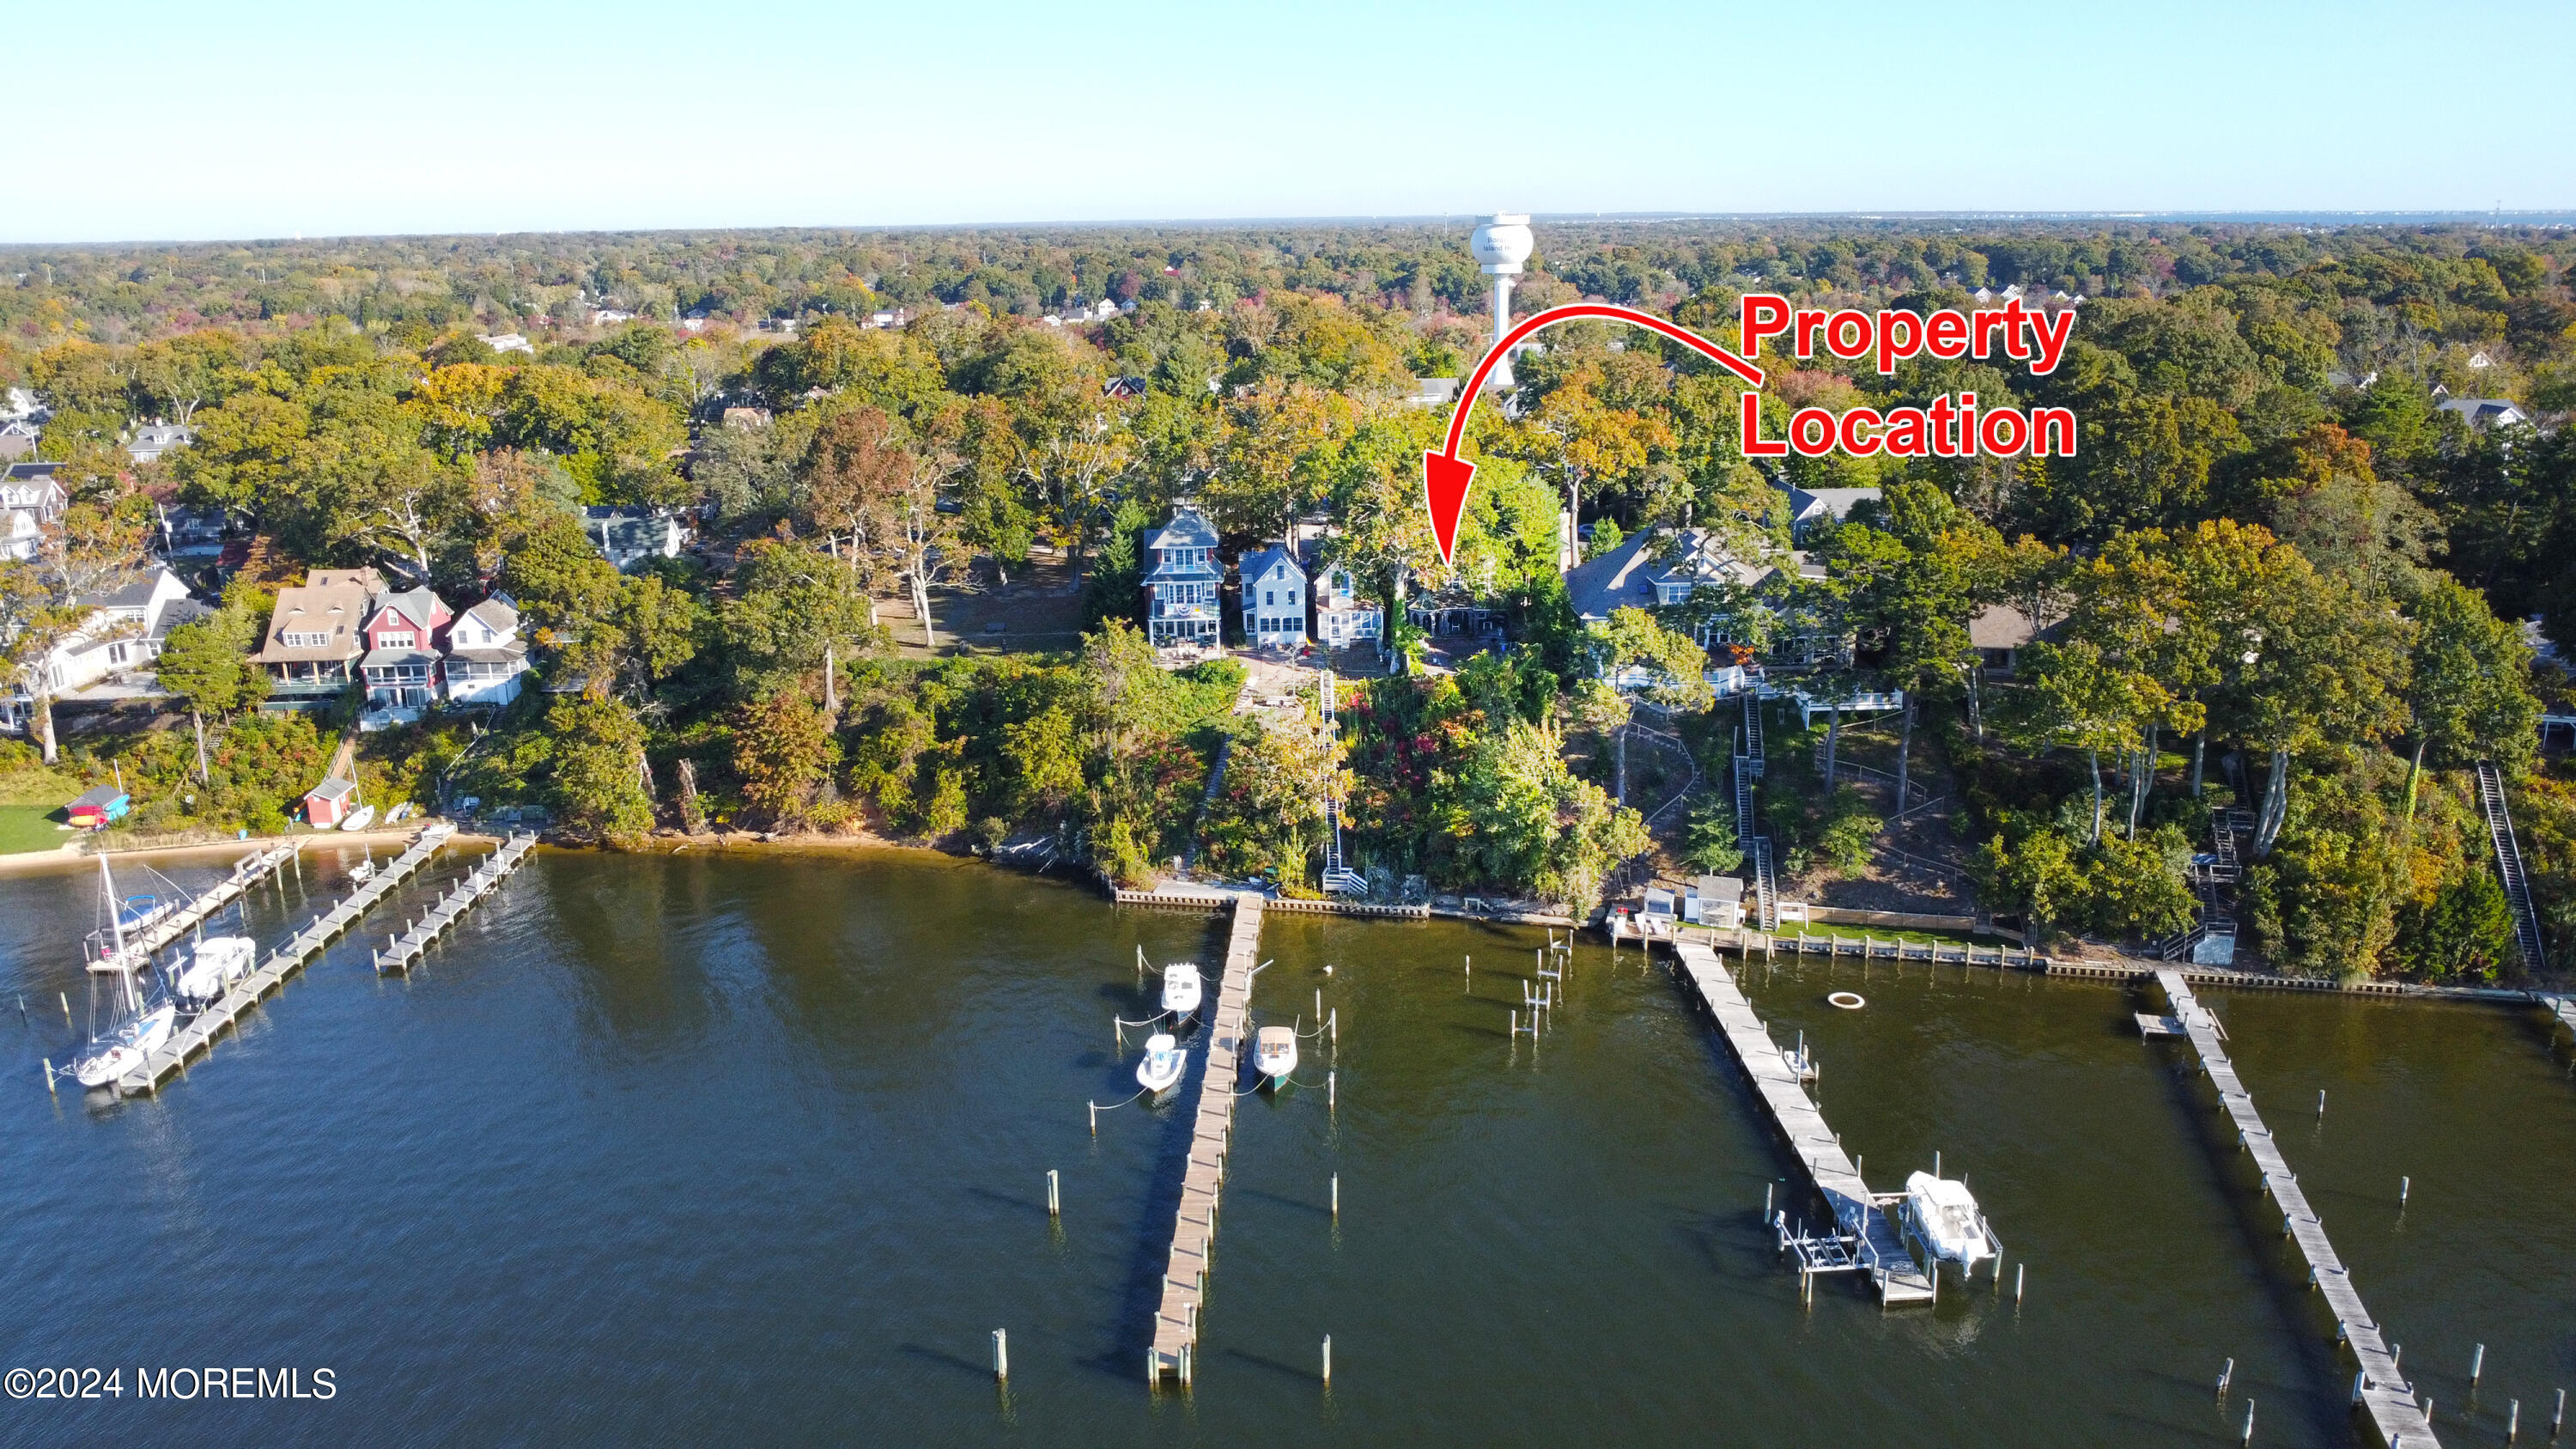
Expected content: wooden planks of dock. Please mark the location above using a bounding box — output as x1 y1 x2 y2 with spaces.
373 833 538 974
1673 938 1935 1306
1147 894 1264 1384
89 841 302 976
118 825 457 1097
2154 971 2440 1449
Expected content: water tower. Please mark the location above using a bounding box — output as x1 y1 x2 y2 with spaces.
1469 213 1534 389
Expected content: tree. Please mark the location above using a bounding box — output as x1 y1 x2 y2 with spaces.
798 405 911 626
1591 606 1713 805
1680 795 1745 875
1204 380 1352 544
2400 575 2538 795
0 562 88 764
733 689 835 828
2019 639 2165 844
721 541 881 703
545 697 653 845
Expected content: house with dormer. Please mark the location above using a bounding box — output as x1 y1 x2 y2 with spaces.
255 569 384 706
443 596 529 707
1565 527 1837 661
1301 546 1382 648
360 585 452 722
0 468 66 563
1141 506 1223 647
25 564 204 695
1238 544 1309 650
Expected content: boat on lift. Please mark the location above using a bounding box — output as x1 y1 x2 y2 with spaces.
1161 962 1203 1019
168 935 258 1009
1900 1170 2002 1275
69 855 176 1089
1136 1032 1186 1096
1253 1025 1298 1087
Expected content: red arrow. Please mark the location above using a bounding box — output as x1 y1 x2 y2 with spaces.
1423 303 1765 564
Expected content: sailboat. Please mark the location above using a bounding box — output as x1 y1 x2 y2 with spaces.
1135 1032 1186 1096
70 855 176 1090
169 935 258 1009
1161 962 1203 1019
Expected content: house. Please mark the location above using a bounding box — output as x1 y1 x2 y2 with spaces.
1303 549 1384 649
157 503 229 558
254 568 385 706
1238 544 1309 649
1969 603 2072 676
1567 527 1781 624
582 506 687 570
1103 376 1148 399
1 387 40 422
2437 397 2530 430
1141 506 1222 647
304 776 359 828
591 308 636 326
0 419 37 461
360 585 453 724
65 785 130 830
125 420 193 464
1778 480 1880 540
720 406 772 429
478 333 534 355
1403 377 1461 409
1683 874 1744 928
33 564 204 694
2469 350 2494 370
443 596 529 708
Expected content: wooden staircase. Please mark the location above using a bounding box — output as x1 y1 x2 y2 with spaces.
2477 761 2548 972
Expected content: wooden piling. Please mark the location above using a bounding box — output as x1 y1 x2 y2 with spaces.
1047 1169 1060 1216
993 1329 1007 1379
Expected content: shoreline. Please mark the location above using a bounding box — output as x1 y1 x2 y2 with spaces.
0 825 499 877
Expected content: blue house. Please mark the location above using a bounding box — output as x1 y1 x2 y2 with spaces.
1141 507 1223 647
1238 544 1309 649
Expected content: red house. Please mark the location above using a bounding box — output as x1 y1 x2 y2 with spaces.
360 586 452 724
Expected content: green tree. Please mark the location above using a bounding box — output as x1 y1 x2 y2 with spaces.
733 689 835 828
545 697 653 845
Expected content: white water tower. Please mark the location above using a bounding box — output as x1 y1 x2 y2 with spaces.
1470 213 1534 389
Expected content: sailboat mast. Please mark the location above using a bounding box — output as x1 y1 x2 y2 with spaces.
101 852 127 958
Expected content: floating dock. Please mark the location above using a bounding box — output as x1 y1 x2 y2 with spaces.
2154 971 2439 1449
373 833 538 974
92 841 301 973
1673 936 1935 1305
118 825 455 1097
1147 894 1264 1384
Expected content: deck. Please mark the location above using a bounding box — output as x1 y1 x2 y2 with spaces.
1147 894 1265 1383
373 834 538 973
1673 936 1936 1305
118 825 457 1096
2154 971 2439 1448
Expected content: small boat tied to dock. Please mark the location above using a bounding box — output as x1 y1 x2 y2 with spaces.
1252 1025 1297 1088
1161 961 1203 1020
1136 1032 1185 1097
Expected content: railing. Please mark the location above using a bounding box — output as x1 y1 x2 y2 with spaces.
2478 761 2549 972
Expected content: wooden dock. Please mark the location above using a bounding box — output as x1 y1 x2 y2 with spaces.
117 825 456 1097
2154 971 2439 1449
91 841 302 974
1147 894 1265 1385
1673 936 1936 1306
2545 994 2576 1044
373 833 538 974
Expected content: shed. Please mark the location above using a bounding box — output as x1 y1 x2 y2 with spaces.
1686 874 1746 928
304 776 360 827
65 785 130 830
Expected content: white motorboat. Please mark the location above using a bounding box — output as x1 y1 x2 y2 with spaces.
1136 1032 1186 1095
339 804 378 832
169 935 258 1008
349 858 376 884
1161 962 1203 1018
1901 1171 2000 1273
1254 1025 1297 1086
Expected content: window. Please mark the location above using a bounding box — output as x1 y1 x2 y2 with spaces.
1264 590 1274 606
380 630 416 649
283 630 330 648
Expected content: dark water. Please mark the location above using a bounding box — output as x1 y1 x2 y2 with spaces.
1 849 2568 1446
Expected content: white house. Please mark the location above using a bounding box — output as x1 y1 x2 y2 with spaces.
2437 397 2530 430
479 333 535 355
443 596 529 708
1140 506 1222 647
1 466 67 563
1238 544 1309 649
33 564 204 694
582 506 688 570
0 419 37 462
125 421 194 464
1778 480 1880 540
1303 549 1383 648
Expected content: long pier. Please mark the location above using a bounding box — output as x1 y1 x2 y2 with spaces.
1674 936 1935 1305
1147 894 1264 1385
118 825 455 1096
2154 971 2439 1448
374 833 538 974
93 842 301 973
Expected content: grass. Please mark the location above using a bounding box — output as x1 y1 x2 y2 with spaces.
0 804 71 855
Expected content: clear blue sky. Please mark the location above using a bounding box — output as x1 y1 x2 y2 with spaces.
14 0 2570 244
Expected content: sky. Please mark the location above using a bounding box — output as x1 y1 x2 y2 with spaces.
10 0 2572 245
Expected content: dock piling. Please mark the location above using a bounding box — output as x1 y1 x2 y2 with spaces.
2511 1399 2520 1441
2318 1088 2326 1117
1047 1169 1060 1217
2015 1263 2025 1304
1088 1099 1097 1136
2475 1342 2486 1385
2551 1386 2563 1434
2240 1398 2254 1445
993 1329 1007 1379
41 1058 54 1095
2400 1175 2410 1205
61 991 70 1026
1321 1335 1331 1385
1331 1172 1339 1217
2218 1357 2233 1397
1327 1068 1335 1109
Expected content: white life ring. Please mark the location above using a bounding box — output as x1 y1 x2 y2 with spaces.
1828 991 1866 1010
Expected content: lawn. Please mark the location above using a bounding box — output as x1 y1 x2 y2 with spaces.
0 804 71 855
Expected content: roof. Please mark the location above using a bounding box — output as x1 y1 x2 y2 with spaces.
73 564 185 612
1970 604 2035 650
1239 544 1303 586
462 597 519 632
1144 507 1218 552
306 567 387 593
1564 528 1780 622
2436 397 2528 428
446 644 529 666
69 784 127 809
370 586 446 634
1783 482 1881 524
361 648 439 668
257 578 374 662
306 776 357 802
1694 874 1745 901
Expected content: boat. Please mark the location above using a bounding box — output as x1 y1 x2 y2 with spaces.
1254 1025 1298 1086
1136 1032 1186 1096
68 855 177 1089
339 804 378 832
1161 962 1202 1018
349 858 376 884
168 935 258 1008
1900 1171 2001 1275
